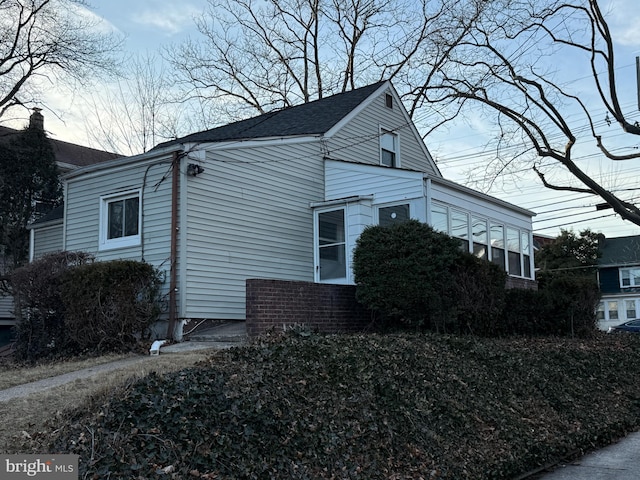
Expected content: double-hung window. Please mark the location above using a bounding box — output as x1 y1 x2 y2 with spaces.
621 267 640 288
99 190 141 250
380 129 398 167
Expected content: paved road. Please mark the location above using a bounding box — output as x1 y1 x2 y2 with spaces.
535 431 640 479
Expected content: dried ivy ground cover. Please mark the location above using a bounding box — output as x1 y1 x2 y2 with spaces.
48 333 640 479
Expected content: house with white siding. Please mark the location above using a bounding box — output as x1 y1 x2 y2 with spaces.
30 81 536 339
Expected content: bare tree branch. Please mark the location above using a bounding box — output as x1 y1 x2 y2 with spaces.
0 0 123 119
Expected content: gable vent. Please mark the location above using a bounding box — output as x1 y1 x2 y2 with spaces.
385 94 393 109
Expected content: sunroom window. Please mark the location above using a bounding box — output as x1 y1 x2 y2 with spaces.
490 223 505 270
472 217 488 260
99 190 141 251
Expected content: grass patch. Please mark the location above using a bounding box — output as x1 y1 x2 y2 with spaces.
32 332 640 479
0 348 220 453
0 353 132 390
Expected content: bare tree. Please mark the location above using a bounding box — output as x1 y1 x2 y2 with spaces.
0 0 122 119
419 0 640 226
84 54 193 156
165 0 470 122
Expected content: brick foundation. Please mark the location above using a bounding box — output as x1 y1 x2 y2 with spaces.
246 279 373 337
505 276 538 290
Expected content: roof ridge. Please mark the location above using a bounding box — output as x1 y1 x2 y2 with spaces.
154 81 388 150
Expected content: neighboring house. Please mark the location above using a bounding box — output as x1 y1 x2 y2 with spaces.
30 81 536 339
596 235 640 331
0 110 121 325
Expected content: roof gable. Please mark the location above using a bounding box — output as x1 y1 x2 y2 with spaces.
154 81 387 149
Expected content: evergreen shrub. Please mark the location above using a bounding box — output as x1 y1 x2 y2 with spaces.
61 260 163 353
353 220 462 329
451 252 507 335
10 251 94 362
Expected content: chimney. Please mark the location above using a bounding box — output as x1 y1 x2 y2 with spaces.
29 107 44 131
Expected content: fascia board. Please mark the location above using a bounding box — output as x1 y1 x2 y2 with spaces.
62 145 183 181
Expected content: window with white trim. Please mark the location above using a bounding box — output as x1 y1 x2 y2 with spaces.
490 223 505 271
380 130 398 167
451 210 469 252
507 228 522 276
472 217 488 261
99 190 141 251
430 202 533 279
626 300 637 319
620 267 640 288
431 203 448 233
316 208 347 282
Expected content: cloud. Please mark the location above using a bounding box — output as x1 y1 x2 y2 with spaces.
131 2 203 36
605 0 640 48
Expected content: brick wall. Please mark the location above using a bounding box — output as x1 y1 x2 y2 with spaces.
246 277 538 338
505 276 538 290
246 279 373 337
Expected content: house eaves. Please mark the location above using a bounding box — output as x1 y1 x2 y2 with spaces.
62 144 185 181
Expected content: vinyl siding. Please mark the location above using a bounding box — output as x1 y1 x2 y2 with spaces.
64 155 175 314
324 86 438 175
431 180 532 231
599 267 622 294
325 160 425 205
183 141 324 319
32 224 63 259
0 295 13 321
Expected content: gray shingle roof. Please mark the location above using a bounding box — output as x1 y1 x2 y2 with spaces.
598 235 640 266
153 81 387 149
0 126 121 168
28 204 64 228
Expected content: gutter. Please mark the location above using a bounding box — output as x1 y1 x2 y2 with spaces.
62 144 184 181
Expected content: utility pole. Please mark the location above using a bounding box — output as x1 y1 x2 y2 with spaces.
637 56 640 111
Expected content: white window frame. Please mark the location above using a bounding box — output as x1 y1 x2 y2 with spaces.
379 127 399 168
99 189 142 251
620 267 640 288
428 202 533 279
314 207 349 284
377 202 411 227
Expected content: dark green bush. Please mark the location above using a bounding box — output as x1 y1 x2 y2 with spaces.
48 333 640 479
540 274 600 338
451 252 507 335
60 260 162 354
10 251 94 362
500 288 547 336
353 220 461 329
501 276 600 338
